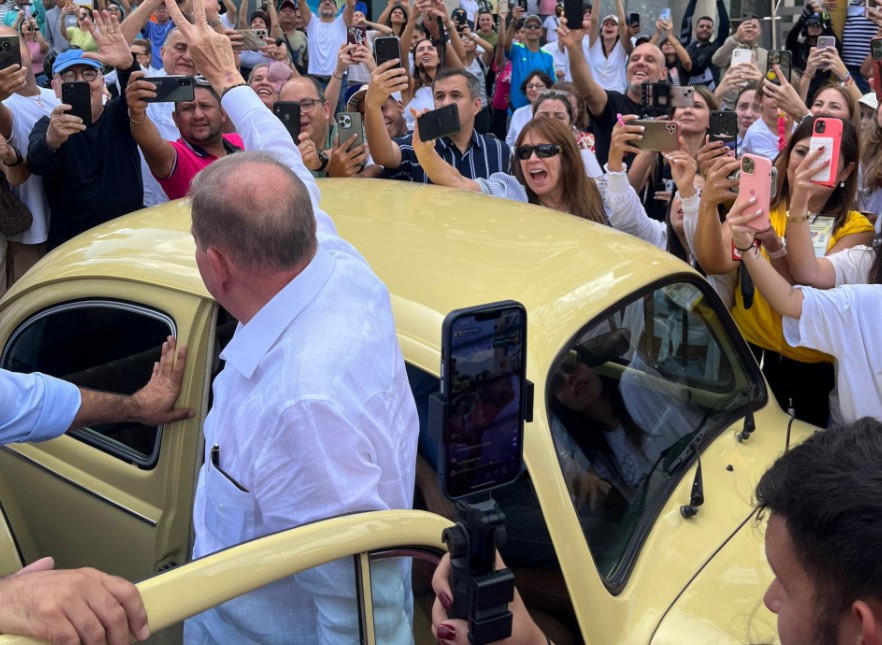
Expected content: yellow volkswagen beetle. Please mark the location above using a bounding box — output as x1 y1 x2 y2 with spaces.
0 180 813 645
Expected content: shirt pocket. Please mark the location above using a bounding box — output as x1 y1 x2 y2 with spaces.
204 462 257 546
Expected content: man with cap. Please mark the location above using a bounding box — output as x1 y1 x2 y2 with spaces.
300 0 355 90
27 14 145 249
584 0 631 92
276 0 308 72
677 0 730 89
504 6 555 109
347 82 406 140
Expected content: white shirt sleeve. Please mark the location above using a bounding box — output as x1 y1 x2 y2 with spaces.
604 170 667 249
782 286 855 357
826 245 875 286
475 173 529 202
0 370 81 445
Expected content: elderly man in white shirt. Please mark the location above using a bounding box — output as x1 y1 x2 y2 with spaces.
163 2 419 644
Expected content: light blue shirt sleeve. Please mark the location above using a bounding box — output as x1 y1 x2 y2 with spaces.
0 369 81 444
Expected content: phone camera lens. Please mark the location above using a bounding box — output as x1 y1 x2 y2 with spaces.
817 122 826 133
743 158 753 172
180 79 187 86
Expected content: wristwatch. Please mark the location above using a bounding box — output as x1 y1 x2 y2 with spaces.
316 150 329 172
2 146 22 167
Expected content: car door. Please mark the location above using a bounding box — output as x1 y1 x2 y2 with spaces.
0 280 215 583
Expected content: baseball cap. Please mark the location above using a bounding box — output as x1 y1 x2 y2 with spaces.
354 1 367 14
805 13 821 24
345 84 402 111
52 49 102 76
278 0 296 10
859 92 879 111
601 14 618 24
524 13 542 25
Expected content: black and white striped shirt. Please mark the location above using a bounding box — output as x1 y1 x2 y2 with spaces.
842 4 877 66
386 130 511 183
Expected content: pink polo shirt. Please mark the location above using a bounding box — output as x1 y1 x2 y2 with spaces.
156 133 244 200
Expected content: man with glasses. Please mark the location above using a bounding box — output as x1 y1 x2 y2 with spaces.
27 27 145 249
504 8 555 109
277 75 339 177
125 73 242 199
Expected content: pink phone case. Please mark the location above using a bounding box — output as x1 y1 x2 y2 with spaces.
808 117 842 187
736 154 773 231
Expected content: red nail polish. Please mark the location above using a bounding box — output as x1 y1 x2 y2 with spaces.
439 592 452 611
437 624 456 640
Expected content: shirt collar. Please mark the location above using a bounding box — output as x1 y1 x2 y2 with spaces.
220 247 335 378
438 129 482 151
181 136 242 159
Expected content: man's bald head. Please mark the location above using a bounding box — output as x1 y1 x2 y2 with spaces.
626 42 667 95
189 152 317 273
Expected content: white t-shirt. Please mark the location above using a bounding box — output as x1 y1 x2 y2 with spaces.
584 38 627 93
740 119 780 161
460 0 479 22
506 104 532 147
826 244 875 286
783 284 882 425
306 14 348 76
404 86 434 131
5 89 58 245
541 41 570 81
543 15 559 42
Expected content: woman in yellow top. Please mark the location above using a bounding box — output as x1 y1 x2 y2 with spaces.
693 116 874 427
61 5 99 53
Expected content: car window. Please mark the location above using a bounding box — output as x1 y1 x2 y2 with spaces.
1 300 175 467
547 279 765 590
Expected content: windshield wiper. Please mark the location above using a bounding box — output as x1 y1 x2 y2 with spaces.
680 460 704 518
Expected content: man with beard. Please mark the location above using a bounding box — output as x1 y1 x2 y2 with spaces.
559 18 667 166
125 73 242 199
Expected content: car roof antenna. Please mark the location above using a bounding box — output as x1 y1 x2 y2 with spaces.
680 460 704 519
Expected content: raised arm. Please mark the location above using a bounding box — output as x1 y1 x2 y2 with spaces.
714 0 729 47
410 108 480 191
559 17 607 117
125 70 177 178
615 0 632 54
692 156 741 275
121 0 162 44
662 19 692 71
342 0 355 26
364 59 408 168
679 0 697 43
266 0 282 38
298 0 312 28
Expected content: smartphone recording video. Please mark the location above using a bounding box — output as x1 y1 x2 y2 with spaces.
438 302 527 499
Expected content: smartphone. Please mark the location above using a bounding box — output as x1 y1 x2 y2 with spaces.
641 81 671 109
730 48 753 68
809 117 842 186
142 75 195 103
237 28 268 51
564 0 583 31
347 25 367 47
0 35 21 70
872 38 882 103
736 154 773 230
629 12 640 27
336 111 364 150
709 110 738 155
374 35 401 67
61 81 91 128
766 49 792 85
438 301 526 499
273 101 301 142
670 85 694 108
817 35 836 49
632 120 679 151
417 104 461 141
659 7 671 22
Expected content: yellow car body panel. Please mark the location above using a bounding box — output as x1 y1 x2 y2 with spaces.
0 180 804 644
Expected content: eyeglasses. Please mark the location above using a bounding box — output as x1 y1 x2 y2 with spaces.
525 82 548 90
296 98 326 112
524 23 541 29
133 51 150 58
60 68 99 82
515 143 562 160
538 89 570 100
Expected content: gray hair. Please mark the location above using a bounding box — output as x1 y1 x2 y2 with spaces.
189 152 317 272
433 68 481 101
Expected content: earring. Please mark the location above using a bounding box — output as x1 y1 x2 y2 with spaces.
840 181 846 188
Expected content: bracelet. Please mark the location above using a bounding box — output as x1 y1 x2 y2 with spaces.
332 72 344 80
221 82 248 98
2 147 22 167
735 243 757 254
766 240 788 259
785 210 813 223
128 110 145 125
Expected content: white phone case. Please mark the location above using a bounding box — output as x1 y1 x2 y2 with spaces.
809 136 834 183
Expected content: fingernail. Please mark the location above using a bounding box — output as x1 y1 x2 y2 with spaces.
437 624 456 640
137 625 150 640
439 592 452 610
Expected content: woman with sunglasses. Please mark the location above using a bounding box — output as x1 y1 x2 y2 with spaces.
16 16 48 86
412 114 607 223
61 6 98 52
505 70 553 147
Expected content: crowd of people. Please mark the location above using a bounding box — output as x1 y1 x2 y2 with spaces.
1 0 882 642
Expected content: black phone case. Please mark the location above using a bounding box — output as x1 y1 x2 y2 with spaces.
563 0 583 30
709 110 738 151
143 76 195 103
62 82 92 128
273 101 301 142
417 104 461 141
0 36 21 70
374 36 401 67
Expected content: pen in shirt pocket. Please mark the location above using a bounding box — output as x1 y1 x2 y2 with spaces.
211 445 250 493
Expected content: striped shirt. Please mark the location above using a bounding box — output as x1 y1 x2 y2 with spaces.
387 130 511 183
842 4 877 66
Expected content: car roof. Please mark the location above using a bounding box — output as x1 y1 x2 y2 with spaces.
5 180 694 372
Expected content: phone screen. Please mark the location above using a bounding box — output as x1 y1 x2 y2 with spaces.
441 304 525 499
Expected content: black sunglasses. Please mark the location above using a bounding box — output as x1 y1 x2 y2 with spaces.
515 143 562 160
